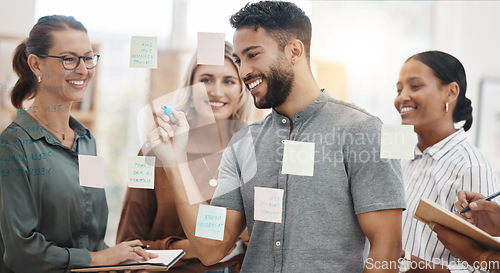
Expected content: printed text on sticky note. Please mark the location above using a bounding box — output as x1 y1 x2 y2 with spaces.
281 140 315 176
128 156 155 189
254 187 284 223
380 124 415 159
78 155 105 188
130 36 158 68
197 32 225 66
195 204 226 241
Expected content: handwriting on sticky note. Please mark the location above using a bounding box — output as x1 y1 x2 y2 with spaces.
380 124 415 159
254 187 284 223
281 140 315 176
197 32 225 66
195 204 226 241
130 36 158 68
128 156 155 189
78 155 105 188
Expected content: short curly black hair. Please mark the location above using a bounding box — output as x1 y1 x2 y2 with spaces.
229 1 312 61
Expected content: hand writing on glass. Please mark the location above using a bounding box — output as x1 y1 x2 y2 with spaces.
146 108 189 167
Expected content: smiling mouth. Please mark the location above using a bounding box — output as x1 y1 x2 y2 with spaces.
68 80 85 87
400 106 416 114
247 78 262 89
207 101 226 107
244 76 264 93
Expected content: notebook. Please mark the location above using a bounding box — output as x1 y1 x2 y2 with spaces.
71 249 185 272
414 198 500 251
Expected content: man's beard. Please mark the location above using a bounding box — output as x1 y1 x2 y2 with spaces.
252 56 295 109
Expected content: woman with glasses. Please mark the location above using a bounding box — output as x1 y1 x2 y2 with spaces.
0 15 154 273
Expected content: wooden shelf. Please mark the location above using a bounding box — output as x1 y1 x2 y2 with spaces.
0 34 25 41
71 110 96 123
0 108 14 115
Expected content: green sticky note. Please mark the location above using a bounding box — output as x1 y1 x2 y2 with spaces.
380 124 415 159
195 204 226 241
281 140 315 176
130 36 158 68
128 156 155 189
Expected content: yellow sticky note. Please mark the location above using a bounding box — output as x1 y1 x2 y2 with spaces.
197 32 225 66
78 155 105 188
130 36 158 68
380 124 415 159
281 140 315 176
128 156 155 189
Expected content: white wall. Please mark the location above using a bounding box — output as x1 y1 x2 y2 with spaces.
432 1 500 143
0 0 35 36
311 1 500 148
311 1 434 124
432 1 500 172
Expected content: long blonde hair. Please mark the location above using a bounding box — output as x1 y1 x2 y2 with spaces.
174 41 253 125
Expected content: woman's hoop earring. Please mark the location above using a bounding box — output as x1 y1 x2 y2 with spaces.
445 102 449 113
38 76 42 83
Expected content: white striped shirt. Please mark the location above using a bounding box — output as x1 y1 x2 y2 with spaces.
402 128 499 272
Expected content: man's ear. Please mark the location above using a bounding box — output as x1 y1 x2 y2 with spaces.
27 54 42 77
287 39 304 65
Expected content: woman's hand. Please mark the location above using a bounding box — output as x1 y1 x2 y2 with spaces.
90 240 157 267
455 190 500 236
146 108 190 167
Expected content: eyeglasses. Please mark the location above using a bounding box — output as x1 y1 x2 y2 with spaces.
38 53 100 70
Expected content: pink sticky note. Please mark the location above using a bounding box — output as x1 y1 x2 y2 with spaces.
197 32 225 66
254 187 284 223
78 155 105 188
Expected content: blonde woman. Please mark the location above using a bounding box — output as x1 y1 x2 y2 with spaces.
117 41 252 273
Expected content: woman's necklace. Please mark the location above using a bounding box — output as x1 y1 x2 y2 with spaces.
31 112 71 141
201 155 219 187
197 122 226 187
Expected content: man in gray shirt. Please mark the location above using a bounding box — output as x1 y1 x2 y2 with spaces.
154 1 406 272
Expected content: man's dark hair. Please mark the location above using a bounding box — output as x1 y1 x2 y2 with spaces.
230 1 312 61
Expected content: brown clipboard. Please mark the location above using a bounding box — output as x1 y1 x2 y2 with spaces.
71 250 185 272
414 198 500 251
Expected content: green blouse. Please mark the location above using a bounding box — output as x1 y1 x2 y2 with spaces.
0 110 108 273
